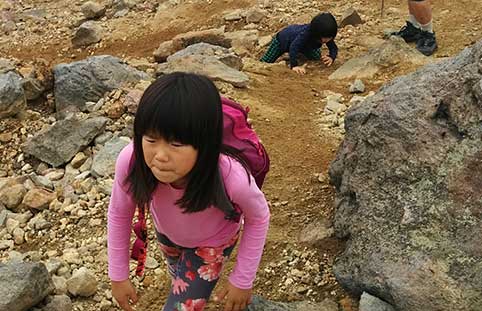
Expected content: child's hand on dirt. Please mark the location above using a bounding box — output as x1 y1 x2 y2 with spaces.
214 281 252 311
112 279 138 311
322 55 333 67
292 65 306 75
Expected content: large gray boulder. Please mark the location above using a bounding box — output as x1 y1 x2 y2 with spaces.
171 27 231 50
53 55 148 113
0 261 53 311
153 27 231 63
23 117 109 167
0 71 26 119
329 40 482 310
329 36 430 80
158 54 249 88
167 42 243 70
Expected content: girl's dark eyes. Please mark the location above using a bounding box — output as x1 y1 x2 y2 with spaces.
143 136 184 147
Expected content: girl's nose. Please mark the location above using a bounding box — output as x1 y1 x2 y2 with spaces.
154 148 169 162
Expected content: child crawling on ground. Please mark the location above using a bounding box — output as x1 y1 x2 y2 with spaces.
260 12 338 75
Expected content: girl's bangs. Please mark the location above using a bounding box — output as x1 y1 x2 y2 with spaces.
140 91 202 147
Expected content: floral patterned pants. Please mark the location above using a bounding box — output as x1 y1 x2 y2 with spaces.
156 232 238 311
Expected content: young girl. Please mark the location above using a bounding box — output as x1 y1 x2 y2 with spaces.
107 72 270 311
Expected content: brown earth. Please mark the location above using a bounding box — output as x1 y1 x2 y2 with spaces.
1 0 481 310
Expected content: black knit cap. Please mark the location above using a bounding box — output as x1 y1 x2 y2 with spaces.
309 12 338 39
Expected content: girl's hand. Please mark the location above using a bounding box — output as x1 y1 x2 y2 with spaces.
292 65 306 75
215 281 252 311
322 55 333 67
111 279 138 311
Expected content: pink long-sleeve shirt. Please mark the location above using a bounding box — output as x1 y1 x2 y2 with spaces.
107 143 270 289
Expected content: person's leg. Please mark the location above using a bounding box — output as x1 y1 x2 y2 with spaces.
162 237 238 311
409 0 437 55
408 0 414 15
302 48 321 61
260 36 284 63
391 1 424 42
409 0 432 27
157 232 182 279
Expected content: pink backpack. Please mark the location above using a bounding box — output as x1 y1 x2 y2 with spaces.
131 96 270 276
221 97 270 188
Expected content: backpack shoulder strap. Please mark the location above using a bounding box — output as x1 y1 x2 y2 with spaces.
131 203 148 277
217 167 241 222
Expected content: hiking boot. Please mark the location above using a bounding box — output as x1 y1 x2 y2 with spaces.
416 31 438 56
391 21 422 43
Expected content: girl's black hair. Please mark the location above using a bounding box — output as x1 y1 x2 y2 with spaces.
309 12 338 39
127 72 245 219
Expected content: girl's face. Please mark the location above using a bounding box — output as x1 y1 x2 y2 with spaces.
142 134 198 188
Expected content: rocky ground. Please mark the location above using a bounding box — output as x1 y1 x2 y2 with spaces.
0 0 481 310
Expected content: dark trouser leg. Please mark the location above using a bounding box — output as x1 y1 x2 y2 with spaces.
260 36 283 63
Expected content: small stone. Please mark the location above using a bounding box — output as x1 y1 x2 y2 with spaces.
29 174 54 190
339 7 364 28
81 1 106 19
13 227 25 244
71 152 88 169
6 218 20 234
43 294 73 311
0 133 12 143
223 9 243 21
359 292 396 311
46 258 63 274
0 240 14 250
52 275 68 295
67 267 98 297
22 188 57 210
349 79 365 93
317 173 327 183
63 249 82 265
44 169 65 181
100 298 112 310
296 285 309 294
246 8 266 23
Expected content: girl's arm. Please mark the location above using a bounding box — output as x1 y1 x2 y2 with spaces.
326 39 338 61
288 31 310 69
107 144 137 282
224 162 270 289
